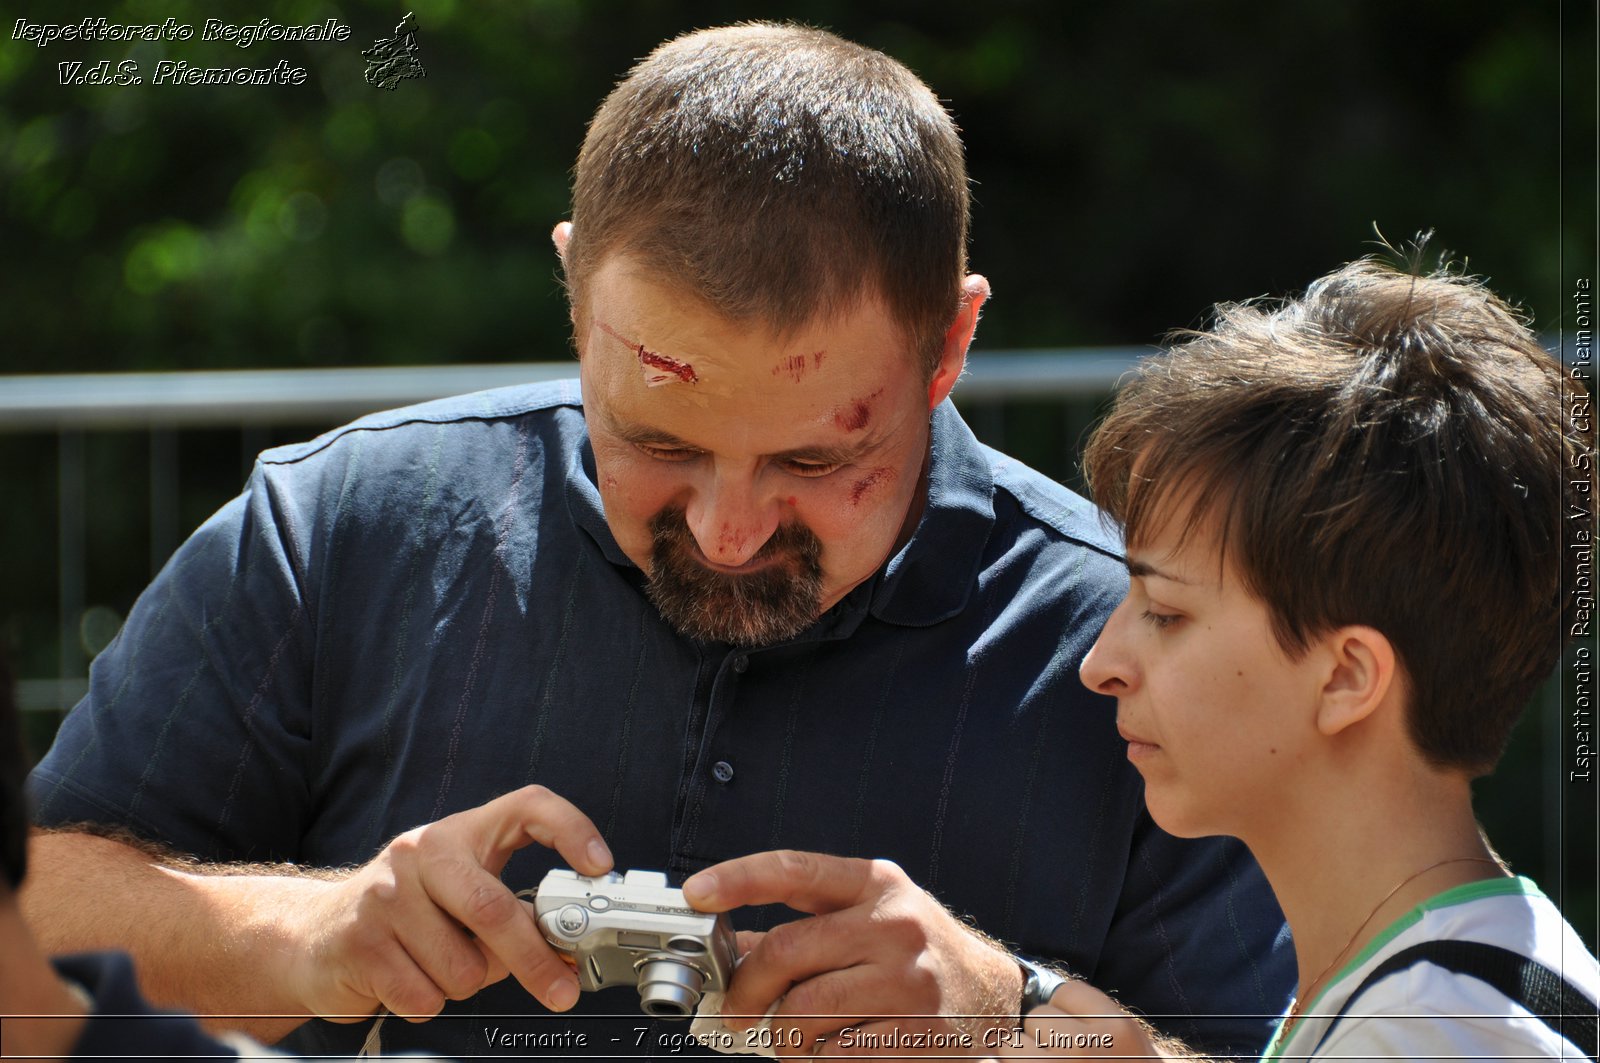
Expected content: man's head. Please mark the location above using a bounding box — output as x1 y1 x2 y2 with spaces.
557 24 987 646
561 22 969 372
1081 259 1594 779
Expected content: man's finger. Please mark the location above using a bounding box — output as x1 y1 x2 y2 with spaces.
420 853 578 1012
684 850 879 914
733 929 766 959
719 910 872 1024
468 785 613 877
359 946 449 1024
391 898 492 1002
770 965 932 1055
475 935 512 990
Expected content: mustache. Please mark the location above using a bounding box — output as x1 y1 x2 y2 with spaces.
648 506 823 566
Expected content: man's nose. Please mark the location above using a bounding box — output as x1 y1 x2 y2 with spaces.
686 470 781 567
1079 600 1135 696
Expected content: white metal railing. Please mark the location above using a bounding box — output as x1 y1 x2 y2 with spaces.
0 349 1151 430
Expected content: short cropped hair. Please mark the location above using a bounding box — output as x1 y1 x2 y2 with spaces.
562 23 969 373
1084 259 1596 775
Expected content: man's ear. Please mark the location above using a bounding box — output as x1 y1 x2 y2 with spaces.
1314 625 1399 737
928 274 990 410
552 221 581 334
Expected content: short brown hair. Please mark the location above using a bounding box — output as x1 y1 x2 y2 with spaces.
1084 259 1596 775
562 23 969 373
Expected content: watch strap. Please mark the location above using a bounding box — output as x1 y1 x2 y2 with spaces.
1016 955 1069 1019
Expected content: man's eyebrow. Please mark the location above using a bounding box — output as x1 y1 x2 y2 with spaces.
768 442 865 465
609 420 699 449
1126 557 1193 584
607 417 867 465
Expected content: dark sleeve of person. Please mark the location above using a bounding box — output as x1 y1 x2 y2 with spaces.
56 951 250 1058
27 456 318 861
1091 811 1295 1057
57 951 464 1061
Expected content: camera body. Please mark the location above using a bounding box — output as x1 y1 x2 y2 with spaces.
534 868 736 1019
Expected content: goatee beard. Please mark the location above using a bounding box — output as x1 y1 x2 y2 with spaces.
644 506 825 647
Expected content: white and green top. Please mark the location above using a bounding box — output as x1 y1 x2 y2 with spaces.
1264 877 1597 1061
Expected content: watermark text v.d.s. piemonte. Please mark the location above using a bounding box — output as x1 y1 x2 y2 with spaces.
12 17 352 86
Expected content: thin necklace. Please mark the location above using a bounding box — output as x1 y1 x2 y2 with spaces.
1280 856 1503 1038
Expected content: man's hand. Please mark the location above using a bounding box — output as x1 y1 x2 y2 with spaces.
279 785 612 1023
683 850 1022 1057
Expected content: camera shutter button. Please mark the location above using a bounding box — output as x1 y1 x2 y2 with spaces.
556 904 588 935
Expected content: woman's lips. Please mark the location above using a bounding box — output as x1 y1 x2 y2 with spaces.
1117 723 1160 760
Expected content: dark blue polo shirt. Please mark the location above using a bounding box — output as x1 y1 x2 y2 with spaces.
30 381 1292 1057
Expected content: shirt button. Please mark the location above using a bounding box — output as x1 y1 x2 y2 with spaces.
731 655 749 674
712 760 735 784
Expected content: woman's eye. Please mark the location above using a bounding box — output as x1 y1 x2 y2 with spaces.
1140 608 1183 631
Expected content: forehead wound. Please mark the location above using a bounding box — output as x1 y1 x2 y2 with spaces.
597 320 698 387
832 387 885 433
772 350 826 382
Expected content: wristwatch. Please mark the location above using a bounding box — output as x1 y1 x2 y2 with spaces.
1016 955 1069 1019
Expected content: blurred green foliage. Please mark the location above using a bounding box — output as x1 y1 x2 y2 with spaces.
1 0 1594 946
1 0 1586 371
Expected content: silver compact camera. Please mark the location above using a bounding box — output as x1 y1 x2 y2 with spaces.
534 868 736 1019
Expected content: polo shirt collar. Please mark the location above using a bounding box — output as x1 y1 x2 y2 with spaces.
567 437 637 570
867 398 995 627
565 397 996 629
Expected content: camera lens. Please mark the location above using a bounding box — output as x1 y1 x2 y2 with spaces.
637 957 704 1019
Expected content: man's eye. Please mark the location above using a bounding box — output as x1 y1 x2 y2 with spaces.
637 444 699 462
782 460 840 478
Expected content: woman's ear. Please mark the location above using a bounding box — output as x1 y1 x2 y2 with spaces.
1314 625 1399 737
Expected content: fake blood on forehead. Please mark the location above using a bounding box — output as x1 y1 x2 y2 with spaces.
833 387 885 433
771 350 827 383
596 320 698 386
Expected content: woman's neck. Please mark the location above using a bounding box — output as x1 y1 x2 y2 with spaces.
1245 775 1507 1005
